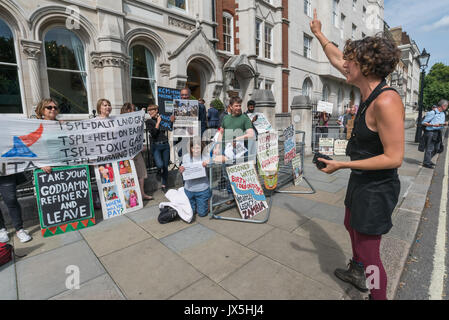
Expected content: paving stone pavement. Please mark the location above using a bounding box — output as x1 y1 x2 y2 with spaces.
0 127 434 300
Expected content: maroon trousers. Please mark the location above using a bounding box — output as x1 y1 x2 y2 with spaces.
344 208 387 300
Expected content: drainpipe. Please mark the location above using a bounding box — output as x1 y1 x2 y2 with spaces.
212 0 217 50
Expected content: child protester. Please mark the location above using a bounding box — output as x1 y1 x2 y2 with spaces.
179 140 211 217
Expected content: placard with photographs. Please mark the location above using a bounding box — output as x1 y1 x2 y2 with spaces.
95 159 143 220
173 99 199 137
318 138 334 156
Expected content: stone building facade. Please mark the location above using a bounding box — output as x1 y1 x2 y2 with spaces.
0 0 388 121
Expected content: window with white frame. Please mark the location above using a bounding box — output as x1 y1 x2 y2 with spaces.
340 14 345 39
303 34 312 59
352 24 357 40
332 0 339 28
362 6 366 19
0 18 23 114
257 78 263 89
168 0 186 11
304 0 312 17
255 19 262 57
302 78 313 99
223 13 233 53
353 0 357 11
130 45 156 109
44 27 89 114
264 24 273 60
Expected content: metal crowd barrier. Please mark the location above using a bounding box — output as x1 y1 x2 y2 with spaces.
312 126 346 152
208 130 316 224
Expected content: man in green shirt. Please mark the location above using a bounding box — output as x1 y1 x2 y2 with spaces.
214 96 254 156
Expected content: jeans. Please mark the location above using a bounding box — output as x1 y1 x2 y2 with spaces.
184 188 211 217
152 142 170 186
423 131 439 165
0 175 23 231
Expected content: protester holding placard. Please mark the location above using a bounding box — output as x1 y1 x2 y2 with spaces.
178 140 211 217
146 104 171 192
121 103 153 201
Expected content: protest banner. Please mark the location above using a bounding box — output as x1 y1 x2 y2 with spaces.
291 155 303 186
157 86 180 131
334 139 348 156
319 138 334 156
95 159 143 220
248 113 273 134
0 111 145 176
226 161 268 219
34 165 95 237
317 101 334 114
283 125 296 164
173 99 199 137
257 132 279 174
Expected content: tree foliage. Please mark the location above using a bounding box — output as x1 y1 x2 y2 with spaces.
423 63 449 110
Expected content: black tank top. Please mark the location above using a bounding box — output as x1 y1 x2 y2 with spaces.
347 80 398 176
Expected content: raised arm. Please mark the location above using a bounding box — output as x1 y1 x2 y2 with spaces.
310 9 345 75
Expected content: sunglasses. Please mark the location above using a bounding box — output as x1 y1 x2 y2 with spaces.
45 105 59 111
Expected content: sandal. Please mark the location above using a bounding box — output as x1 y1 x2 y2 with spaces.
143 195 153 201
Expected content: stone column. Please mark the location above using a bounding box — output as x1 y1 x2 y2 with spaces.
291 95 313 156
252 89 276 129
21 40 43 114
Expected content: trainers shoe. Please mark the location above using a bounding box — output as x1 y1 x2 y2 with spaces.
0 228 9 243
334 259 369 293
16 229 32 243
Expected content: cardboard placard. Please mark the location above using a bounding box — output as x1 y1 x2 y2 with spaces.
319 138 334 156
333 139 348 156
291 155 303 186
257 132 279 174
248 113 273 134
283 125 296 164
95 159 143 220
34 165 95 237
317 100 334 114
173 99 199 137
226 161 268 219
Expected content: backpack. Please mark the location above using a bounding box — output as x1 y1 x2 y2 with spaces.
0 243 13 267
158 206 178 224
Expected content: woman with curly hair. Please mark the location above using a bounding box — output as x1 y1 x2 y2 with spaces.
310 9 404 300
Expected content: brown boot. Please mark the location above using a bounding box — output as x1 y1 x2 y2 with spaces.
334 259 369 292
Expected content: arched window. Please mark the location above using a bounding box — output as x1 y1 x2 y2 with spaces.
44 28 89 114
302 78 313 100
0 18 23 113
130 45 156 109
322 85 330 101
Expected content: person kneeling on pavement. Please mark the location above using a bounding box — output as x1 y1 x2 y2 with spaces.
178 140 211 218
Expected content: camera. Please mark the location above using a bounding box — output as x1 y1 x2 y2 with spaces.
313 152 333 169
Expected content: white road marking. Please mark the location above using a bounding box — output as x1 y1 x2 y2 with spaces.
428 139 449 300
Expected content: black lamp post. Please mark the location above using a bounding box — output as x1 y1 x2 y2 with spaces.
414 48 431 143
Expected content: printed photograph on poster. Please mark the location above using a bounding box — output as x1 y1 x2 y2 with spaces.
333 139 348 156
224 141 247 160
226 162 268 220
119 160 133 175
291 155 303 186
103 185 120 201
173 99 199 118
173 124 199 138
34 165 95 237
319 138 335 156
121 177 136 189
283 125 296 164
98 163 114 183
124 189 140 209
